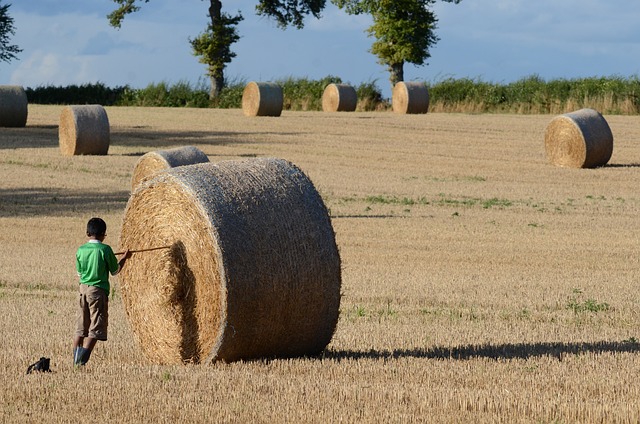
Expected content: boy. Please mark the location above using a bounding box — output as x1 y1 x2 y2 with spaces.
73 217 130 366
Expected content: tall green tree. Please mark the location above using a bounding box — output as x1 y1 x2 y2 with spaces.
332 0 461 90
0 2 21 63
189 3 243 100
108 0 326 99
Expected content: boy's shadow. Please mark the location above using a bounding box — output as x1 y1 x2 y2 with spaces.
325 340 640 362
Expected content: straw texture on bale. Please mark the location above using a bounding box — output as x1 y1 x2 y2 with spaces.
544 108 613 168
322 83 357 112
0 85 28 127
131 146 210 189
392 81 429 114
119 158 341 364
242 81 283 117
58 105 110 156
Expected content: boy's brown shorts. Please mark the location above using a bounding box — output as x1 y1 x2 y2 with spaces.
75 284 109 341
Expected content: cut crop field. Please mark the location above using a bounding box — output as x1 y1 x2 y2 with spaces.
2 105 640 422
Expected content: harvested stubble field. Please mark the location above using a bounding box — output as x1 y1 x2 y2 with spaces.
2 105 640 422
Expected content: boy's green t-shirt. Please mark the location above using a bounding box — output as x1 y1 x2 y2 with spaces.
76 241 119 292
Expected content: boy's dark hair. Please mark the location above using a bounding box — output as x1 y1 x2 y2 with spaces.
87 217 107 237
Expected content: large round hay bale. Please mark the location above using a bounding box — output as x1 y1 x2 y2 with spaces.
322 83 357 112
544 108 613 168
392 81 429 114
59 105 110 156
119 157 341 364
0 85 28 127
130 146 210 189
242 81 283 117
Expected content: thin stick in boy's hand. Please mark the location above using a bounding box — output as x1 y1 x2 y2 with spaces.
114 245 171 256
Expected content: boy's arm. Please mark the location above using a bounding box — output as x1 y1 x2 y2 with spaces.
75 251 82 279
112 249 131 275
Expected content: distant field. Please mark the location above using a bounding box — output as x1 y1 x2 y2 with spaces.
2 105 640 422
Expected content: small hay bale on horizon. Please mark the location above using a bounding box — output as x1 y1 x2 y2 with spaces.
119 157 341 364
544 108 613 168
392 81 429 114
322 83 357 112
242 81 283 117
59 105 110 156
130 146 210 189
0 85 28 127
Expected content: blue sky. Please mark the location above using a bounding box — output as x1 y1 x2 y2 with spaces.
3 1 640 99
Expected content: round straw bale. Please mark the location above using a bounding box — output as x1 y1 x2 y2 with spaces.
242 81 283 117
130 146 210 189
119 158 341 364
0 85 28 127
544 108 613 168
58 105 110 156
322 83 357 112
392 81 429 114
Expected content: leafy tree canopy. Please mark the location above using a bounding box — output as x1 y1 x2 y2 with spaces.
108 0 149 28
109 0 326 29
332 0 461 86
255 0 325 29
0 2 21 63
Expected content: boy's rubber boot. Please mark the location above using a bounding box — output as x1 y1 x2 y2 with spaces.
74 347 89 366
73 347 84 366
80 348 92 365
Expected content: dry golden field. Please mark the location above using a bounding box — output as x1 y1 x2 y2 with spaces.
2 105 640 422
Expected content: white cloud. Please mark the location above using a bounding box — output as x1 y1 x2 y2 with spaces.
4 8 206 87
10 50 92 87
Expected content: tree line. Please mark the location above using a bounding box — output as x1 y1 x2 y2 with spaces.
24 77 385 111
24 76 640 115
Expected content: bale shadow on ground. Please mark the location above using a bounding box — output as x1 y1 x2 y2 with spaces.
0 187 129 217
111 129 308 150
604 163 640 168
331 214 435 219
0 127 59 149
2 125 307 151
324 340 640 362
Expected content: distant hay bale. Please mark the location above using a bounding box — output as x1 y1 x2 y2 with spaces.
0 85 28 127
392 81 429 114
242 81 283 117
322 83 357 112
544 108 613 168
130 146 210 189
58 105 110 156
119 157 341 364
